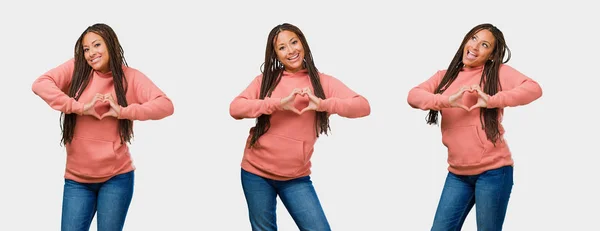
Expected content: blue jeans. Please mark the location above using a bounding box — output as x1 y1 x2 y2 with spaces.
431 165 513 231
241 169 331 231
61 171 134 231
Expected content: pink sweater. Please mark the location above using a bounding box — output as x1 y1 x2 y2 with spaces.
407 64 542 175
230 69 370 180
32 59 174 183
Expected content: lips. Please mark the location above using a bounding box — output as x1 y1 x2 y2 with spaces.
288 53 300 62
465 50 477 61
89 56 102 64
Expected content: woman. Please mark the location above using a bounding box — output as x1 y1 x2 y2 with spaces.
407 23 542 230
229 23 370 230
32 23 174 231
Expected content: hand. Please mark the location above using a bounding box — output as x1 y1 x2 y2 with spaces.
100 94 121 119
468 85 490 111
448 86 471 111
299 87 321 114
82 93 104 119
280 88 302 115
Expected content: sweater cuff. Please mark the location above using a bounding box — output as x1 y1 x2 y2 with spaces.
487 95 499 108
265 97 282 111
118 106 130 119
317 98 330 112
73 101 85 115
437 94 451 109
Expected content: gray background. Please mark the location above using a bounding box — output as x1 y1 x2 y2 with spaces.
1 0 597 230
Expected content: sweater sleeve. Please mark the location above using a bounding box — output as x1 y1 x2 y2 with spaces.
487 65 543 108
31 59 84 115
317 74 370 118
118 70 174 121
407 70 451 111
229 75 282 120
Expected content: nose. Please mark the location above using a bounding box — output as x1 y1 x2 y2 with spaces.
286 44 294 54
87 52 97 62
471 42 479 51
89 47 97 56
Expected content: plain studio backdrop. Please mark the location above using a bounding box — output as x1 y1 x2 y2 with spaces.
1 0 597 230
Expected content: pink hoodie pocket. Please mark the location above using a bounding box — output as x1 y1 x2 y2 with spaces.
442 125 486 167
246 133 306 177
66 137 117 178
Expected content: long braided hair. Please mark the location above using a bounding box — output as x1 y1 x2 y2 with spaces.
60 23 133 145
426 23 511 144
248 23 330 148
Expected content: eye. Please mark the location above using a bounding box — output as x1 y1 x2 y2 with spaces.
471 36 477 41
94 43 101 47
83 48 89 52
292 40 298 45
482 43 489 48
278 46 285 51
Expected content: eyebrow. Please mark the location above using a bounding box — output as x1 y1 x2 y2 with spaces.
83 39 100 47
277 37 298 46
474 35 492 45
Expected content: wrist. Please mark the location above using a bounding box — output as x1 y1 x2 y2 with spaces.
316 98 327 111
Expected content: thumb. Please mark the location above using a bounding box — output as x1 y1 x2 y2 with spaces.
290 107 301 115
93 111 102 120
457 103 469 111
468 102 483 111
299 107 311 114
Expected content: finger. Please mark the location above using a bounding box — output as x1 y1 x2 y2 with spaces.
299 107 312 114
468 102 484 111
91 96 101 103
456 103 469 111
290 107 302 115
305 88 313 95
457 86 468 95
104 94 114 103
296 88 305 95
93 112 102 120
108 102 118 110
101 110 117 119
308 93 320 103
291 89 300 96
476 90 488 100
477 101 487 108
108 98 118 107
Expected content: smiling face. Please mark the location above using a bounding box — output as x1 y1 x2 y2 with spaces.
462 29 496 68
274 30 305 73
82 32 111 73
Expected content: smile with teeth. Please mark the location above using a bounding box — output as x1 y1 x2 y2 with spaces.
90 56 101 64
288 53 299 61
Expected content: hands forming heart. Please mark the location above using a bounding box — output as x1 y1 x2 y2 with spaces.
82 93 121 120
448 84 490 111
280 87 322 115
